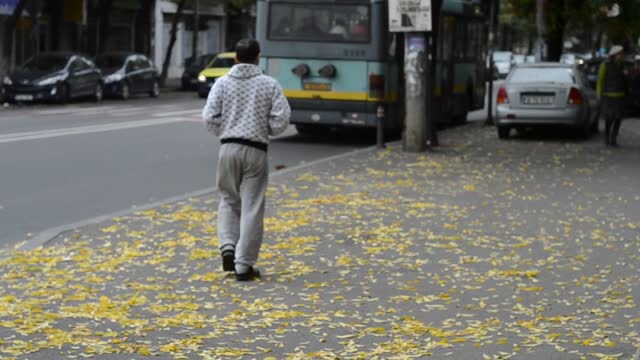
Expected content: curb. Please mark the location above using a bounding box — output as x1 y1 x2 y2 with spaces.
13 144 385 252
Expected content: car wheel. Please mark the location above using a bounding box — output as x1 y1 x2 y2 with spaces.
150 80 160 97
58 83 70 104
497 126 510 139
121 82 130 100
94 83 103 102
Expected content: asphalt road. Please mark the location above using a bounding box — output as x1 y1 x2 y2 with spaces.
0 92 378 247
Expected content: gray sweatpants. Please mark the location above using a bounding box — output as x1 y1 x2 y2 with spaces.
216 143 268 274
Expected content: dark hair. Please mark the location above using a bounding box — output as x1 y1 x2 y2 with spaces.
235 39 260 63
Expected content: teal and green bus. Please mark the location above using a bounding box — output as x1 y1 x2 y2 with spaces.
256 0 489 134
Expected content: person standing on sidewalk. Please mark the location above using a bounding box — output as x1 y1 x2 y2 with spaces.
597 45 628 147
202 39 291 281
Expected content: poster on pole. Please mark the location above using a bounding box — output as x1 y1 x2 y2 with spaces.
389 0 432 32
0 0 19 15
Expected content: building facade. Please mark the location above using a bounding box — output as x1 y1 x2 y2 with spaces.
1 0 256 80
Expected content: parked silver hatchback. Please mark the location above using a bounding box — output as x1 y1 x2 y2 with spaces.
495 63 600 139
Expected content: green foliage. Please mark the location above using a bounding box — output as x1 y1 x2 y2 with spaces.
505 0 640 50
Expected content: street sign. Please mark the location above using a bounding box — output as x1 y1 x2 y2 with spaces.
389 0 432 32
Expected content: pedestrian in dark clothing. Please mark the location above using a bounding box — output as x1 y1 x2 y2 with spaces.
202 39 291 281
597 45 628 147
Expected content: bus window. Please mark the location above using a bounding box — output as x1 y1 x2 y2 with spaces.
268 3 370 43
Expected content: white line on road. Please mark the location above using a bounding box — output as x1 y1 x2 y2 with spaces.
0 118 191 144
152 109 201 118
35 106 115 115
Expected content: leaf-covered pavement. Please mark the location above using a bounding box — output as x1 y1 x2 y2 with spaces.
1 123 639 359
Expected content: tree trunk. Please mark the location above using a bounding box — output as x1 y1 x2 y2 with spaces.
545 29 564 61
97 0 114 54
192 0 199 59
160 0 187 87
3 0 30 64
135 0 155 55
544 0 568 61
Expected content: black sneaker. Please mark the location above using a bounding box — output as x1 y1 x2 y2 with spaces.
236 267 261 281
221 250 235 272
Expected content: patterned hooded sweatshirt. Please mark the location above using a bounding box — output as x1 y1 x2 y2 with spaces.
202 63 291 151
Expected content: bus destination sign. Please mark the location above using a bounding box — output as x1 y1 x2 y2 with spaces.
388 0 432 32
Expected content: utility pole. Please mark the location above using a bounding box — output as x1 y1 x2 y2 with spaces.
403 32 428 152
388 0 431 152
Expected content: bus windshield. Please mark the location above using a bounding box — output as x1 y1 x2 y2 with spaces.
269 3 370 43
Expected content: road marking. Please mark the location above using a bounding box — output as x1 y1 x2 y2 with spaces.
152 109 201 118
29 104 202 119
0 118 191 144
36 106 114 115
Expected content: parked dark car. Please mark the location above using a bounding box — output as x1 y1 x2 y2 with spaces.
2 52 103 103
581 57 639 116
181 53 216 90
95 53 160 100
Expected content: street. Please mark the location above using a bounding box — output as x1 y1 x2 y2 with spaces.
0 93 376 248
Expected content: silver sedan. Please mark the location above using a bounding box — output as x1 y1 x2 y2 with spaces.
495 63 600 139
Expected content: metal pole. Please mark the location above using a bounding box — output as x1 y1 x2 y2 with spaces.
403 32 427 152
425 31 437 147
11 31 16 71
485 0 496 126
376 105 385 149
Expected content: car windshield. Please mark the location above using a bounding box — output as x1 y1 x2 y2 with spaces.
95 55 126 68
269 3 370 43
209 57 235 68
199 55 214 67
510 67 576 84
493 52 512 62
22 55 69 71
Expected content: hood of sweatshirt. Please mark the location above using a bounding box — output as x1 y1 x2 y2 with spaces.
228 64 263 79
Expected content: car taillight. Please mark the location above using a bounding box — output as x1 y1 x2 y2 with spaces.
369 74 384 98
497 87 509 104
568 87 583 105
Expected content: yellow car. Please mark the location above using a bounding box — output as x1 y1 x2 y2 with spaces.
197 52 236 98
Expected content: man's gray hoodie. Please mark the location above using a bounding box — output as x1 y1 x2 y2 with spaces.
202 63 291 146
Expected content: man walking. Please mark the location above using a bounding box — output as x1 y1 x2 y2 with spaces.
597 45 628 147
202 39 291 281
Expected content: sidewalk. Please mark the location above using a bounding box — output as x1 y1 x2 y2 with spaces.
1 121 639 359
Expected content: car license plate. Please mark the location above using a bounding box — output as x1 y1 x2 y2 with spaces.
15 94 33 101
522 95 553 105
304 83 331 91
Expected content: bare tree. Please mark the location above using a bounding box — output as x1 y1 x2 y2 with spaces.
97 0 114 55
2 0 30 68
160 0 188 87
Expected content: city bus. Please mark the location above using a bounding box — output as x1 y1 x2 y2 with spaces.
256 0 489 134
